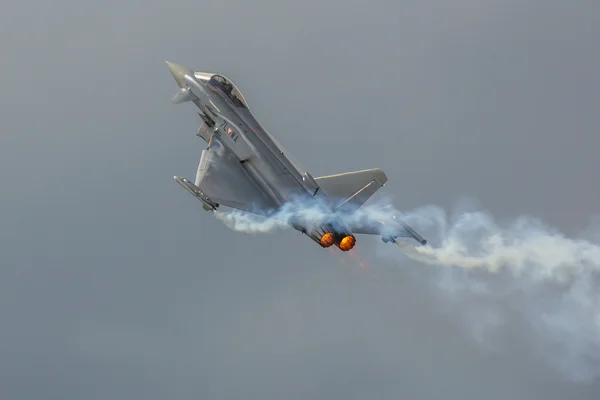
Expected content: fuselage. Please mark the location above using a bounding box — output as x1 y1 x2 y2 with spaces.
167 62 358 251
176 66 315 208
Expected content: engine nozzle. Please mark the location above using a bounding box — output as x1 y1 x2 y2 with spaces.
338 235 356 252
319 232 335 248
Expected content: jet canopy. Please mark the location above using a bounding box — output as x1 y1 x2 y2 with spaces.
206 74 249 109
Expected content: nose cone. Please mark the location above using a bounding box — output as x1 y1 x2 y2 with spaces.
165 61 191 87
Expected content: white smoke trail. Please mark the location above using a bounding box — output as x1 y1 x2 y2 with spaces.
400 210 600 281
398 204 600 382
214 198 600 381
214 199 332 234
215 197 408 235
215 210 287 233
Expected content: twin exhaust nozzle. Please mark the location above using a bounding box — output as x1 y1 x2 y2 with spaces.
319 232 356 251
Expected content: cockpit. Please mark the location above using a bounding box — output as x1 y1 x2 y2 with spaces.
206 74 249 108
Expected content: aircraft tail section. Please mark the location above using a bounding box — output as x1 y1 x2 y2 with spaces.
314 168 387 211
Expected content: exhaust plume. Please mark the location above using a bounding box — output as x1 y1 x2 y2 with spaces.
214 197 600 381
397 203 600 382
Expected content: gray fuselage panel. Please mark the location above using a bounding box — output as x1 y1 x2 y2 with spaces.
197 86 310 208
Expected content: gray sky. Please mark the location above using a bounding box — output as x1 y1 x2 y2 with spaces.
2 0 600 398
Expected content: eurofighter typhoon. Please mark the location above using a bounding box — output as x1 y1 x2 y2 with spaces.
167 61 426 251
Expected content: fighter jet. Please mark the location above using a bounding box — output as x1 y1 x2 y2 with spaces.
166 61 426 251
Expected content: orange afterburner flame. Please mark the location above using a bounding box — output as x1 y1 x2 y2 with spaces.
320 232 335 248
338 235 356 251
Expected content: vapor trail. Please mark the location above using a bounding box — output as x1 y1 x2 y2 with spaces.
213 198 600 381
397 204 600 382
399 210 600 280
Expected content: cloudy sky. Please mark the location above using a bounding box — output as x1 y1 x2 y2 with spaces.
2 0 600 398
